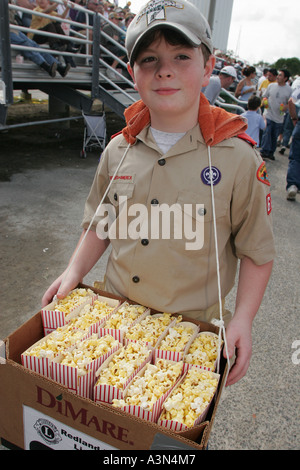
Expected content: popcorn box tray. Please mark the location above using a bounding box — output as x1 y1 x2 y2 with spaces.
21 325 92 379
153 322 200 363
0 284 228 450
183 331 223 373
112 360 184 423
98 302 151 343
41 288 97 335
93 345 153 404
51 337 122 399
157 367 220 432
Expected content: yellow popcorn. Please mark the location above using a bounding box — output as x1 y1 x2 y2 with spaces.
184 333 223 370
160 368 219 428
53 288 94 316
95 342 151 389
112 359 183 411
59 334 120 375
104 302 147 332
24 325 88 359
125 313 179 346
68 300 116 330
158 323 196 352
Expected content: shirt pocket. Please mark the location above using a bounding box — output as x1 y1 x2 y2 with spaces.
168 189 229 255
107 180 135 207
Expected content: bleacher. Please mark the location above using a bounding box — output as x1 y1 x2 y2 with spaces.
0 0 139 130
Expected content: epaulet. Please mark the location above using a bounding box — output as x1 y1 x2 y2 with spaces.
237 132 257 147
110 130 123 140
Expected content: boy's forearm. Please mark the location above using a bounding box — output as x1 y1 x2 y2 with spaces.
224 256 273 386
234 256 273 323
67 229 110 280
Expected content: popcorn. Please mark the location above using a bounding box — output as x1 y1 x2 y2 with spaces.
184 332 223 371
112 359 183 411
159 368 219 428
125 313 180 347
95 342 151 389
59 334 120 376
23 324 88 360
53 288 94 317
104 302 147 333
158 323 196 352
68 300 116 331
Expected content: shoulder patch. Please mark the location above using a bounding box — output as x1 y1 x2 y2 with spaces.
257 162 271 186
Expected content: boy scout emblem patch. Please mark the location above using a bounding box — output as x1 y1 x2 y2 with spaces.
257 162 270 186
201 167 221 186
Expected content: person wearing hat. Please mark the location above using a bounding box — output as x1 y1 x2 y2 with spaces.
203 65 237 105
42 0 275 387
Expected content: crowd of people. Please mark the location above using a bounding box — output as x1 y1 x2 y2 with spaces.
204 57 299 202
9 0 135 78
9 1 300 202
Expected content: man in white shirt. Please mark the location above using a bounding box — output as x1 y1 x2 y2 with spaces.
260 69 292 160
202 66 237 105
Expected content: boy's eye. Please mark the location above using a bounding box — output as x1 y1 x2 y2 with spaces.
176 54 190 60
141 56 157 64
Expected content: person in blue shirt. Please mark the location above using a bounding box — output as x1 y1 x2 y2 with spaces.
242 95 266 147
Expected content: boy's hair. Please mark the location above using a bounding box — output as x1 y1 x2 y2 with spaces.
132 28 211 66
247 95 261 111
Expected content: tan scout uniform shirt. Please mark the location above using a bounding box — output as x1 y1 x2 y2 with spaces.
82 124 275 320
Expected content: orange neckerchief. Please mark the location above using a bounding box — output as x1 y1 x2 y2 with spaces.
122 93 248 146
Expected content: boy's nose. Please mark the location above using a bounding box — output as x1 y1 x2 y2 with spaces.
156 61 173 78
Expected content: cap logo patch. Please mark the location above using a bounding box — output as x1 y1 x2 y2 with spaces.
136 1 184 25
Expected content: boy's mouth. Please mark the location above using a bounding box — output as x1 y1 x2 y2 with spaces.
155 88 179 95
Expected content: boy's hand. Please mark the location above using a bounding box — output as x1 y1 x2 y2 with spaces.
223 315 252 386
41 271 81 307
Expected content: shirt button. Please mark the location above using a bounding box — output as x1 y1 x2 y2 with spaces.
141 239 149 246
198 207 206 216
151 198 159 205
132 276 140 283
158 159 166 166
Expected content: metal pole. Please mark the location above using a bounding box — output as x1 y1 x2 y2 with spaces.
208 0 217 32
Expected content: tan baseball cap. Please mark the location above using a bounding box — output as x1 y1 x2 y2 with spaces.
125 0 213 66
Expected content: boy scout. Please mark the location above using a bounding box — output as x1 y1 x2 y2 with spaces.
42 0 275 386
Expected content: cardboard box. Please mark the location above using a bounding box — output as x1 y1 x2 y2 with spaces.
0 285 227 450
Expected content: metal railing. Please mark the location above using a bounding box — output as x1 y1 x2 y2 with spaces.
1 0 136 107
1 0 245 129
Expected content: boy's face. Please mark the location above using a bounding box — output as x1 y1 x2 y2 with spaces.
128 34 215 131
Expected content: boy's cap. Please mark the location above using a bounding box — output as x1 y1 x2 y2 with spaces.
220 66 237 79
126 0 213 66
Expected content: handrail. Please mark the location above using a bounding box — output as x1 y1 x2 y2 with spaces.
219 87 248 109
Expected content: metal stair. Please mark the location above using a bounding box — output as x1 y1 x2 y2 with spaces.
0 1 139 130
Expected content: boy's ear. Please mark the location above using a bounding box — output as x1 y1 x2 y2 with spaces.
127 62 138 91
202 55 216 88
